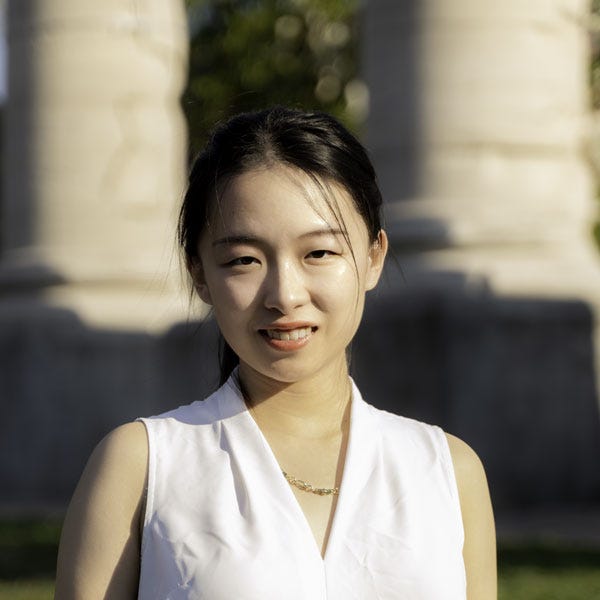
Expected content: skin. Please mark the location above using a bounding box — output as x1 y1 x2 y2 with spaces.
54 164 496 599
194 165 386 556
55 422 147 599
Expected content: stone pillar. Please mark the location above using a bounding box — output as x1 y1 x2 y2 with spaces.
365 0 600 300
0 0 190 331
362 1 600 514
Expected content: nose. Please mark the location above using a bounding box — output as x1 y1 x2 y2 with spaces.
262 259 309 314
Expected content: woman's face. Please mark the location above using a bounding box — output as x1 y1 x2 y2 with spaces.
195 164 387 385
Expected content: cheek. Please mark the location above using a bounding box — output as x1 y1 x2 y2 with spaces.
210 279 257 345
208 274 262 313
312 261 363 309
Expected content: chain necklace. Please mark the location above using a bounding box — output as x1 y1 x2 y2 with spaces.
237 372 342 497
282 471 339 496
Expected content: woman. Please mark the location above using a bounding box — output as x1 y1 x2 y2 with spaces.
55 107 496 599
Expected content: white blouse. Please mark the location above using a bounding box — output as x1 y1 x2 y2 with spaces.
137 374 466 599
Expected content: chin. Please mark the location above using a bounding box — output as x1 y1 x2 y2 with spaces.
242 354 344 387
255 363 311 384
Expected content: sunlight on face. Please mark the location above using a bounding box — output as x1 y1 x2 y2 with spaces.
194 164 386 384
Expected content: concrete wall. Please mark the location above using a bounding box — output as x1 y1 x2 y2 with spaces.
2 294 598 514
0 309 220 512
354 289 600 512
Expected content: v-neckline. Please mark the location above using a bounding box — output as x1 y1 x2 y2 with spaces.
223 375 363 563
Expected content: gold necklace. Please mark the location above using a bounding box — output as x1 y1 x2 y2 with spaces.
282 471 339 496
238 374 342 497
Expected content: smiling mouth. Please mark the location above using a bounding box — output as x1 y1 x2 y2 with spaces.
264 327 316 342
260 326 316 341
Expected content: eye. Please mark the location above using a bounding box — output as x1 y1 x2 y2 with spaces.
226 256 259 267
307 249 335 260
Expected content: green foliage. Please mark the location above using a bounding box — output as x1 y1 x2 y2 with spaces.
183 0 362 155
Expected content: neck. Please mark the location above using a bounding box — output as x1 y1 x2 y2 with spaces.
237 359 352 440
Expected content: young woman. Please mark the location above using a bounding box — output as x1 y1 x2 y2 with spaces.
55 107 496 599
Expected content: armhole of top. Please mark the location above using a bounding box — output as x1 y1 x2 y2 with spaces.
135 417 155 555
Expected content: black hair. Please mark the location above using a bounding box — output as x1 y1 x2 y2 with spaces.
178 106 384 385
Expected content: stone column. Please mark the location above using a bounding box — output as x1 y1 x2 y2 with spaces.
365 0 600 300
361 0 600 514
0 0 190 331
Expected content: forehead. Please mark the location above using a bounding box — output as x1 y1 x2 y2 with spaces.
209 165 364 236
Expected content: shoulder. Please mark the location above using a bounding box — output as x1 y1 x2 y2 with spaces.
444 432 492 516
364 401 429 432
444 432 486 482
365 403 446 451
445 433 497 599
143 384 229 427
63 421 149 534
55 422 148 598
95 421 148 480
95 421 148 464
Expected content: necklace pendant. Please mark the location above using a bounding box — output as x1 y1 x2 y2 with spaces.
282 470 339 496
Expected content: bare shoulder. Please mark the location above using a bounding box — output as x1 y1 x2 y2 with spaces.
445 432 497 600
55 422 148 600
445 432 486 482
90 421 148 474
444 431 493 526
72 422 148 511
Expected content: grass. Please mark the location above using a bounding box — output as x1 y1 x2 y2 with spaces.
0 580 54 600
1 520 599 599
0 519 60 600
498 544 600 600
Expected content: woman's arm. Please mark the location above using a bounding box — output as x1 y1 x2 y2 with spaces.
446 433 497 600
55 422 148 600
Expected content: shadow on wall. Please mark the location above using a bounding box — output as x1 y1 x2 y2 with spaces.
0 307 221 512
353 287 600 513
0 289 599 514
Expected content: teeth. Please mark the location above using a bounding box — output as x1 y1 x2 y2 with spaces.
266 327 312 341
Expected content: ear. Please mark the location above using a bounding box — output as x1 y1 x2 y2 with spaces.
365 229 388 291
189 257 213 305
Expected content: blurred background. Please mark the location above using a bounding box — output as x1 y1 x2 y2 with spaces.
1 0 600 598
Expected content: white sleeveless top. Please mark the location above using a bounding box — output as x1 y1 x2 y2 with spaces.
137 375 466 599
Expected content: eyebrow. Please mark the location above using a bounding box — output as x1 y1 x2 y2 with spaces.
212 228 345 247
